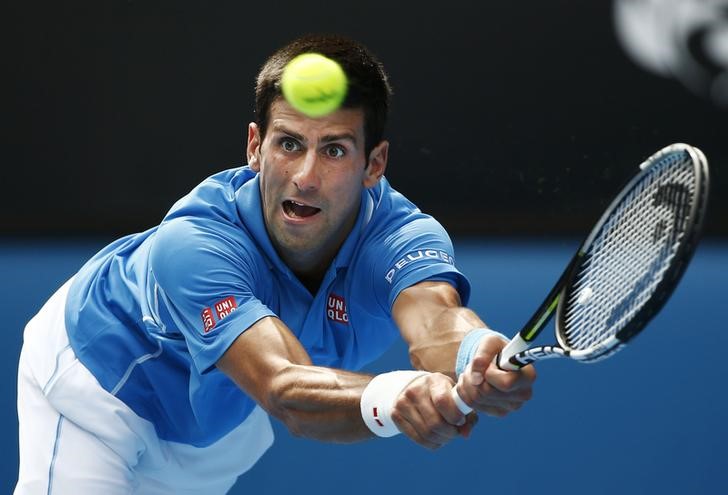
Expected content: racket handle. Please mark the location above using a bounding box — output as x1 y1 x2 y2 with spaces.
497 334 530 371
450 386 473 415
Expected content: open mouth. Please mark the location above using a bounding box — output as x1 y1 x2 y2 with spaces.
282 200 321 218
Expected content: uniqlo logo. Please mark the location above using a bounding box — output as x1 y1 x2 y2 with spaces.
214 296 238 320
201 307 216 333
326 294 349 324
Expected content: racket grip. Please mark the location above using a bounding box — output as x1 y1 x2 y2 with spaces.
497 334 530 371
450 386 473 415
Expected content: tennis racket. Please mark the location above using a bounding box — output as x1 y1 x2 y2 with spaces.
452 143 709 414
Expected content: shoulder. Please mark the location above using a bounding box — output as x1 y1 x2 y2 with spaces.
154 166 259 255
164 166 257 222
150 167 265 290
363 177 454 251
351 178 469 308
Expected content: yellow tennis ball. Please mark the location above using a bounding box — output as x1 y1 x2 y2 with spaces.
281 53 348 118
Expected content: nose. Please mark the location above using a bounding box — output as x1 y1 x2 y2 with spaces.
292 149 321 192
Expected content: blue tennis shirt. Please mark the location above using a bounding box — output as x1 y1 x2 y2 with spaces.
65 166 471 447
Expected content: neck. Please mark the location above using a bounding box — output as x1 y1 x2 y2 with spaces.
280 250 332 295
277 202 362 295
297 270 326 296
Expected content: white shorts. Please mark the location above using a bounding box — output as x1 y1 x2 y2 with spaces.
15 279 274 494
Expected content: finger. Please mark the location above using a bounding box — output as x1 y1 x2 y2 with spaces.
484 362 537 393
465 361 485 387
395 388 457 446
390 392 436 447
469 393 521 413
461 364 495 403
451 384 473 415
431 378 467 426
463 378 532 413
458 362 489 401
393 404 455 449
469 335 509 375
461 350 535 414
470 381 532 408
459 365 516 413
479 405 512 418
419 388 460 442
457 413 479 438
392 411 441 450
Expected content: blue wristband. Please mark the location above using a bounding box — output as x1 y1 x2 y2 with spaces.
455 328 508 377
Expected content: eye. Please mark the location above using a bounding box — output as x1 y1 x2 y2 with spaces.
280 137 301 152
324 145 346 159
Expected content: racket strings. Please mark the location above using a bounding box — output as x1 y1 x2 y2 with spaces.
561 151 697 351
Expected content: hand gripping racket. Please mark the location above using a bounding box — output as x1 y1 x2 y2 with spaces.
452 143 709 414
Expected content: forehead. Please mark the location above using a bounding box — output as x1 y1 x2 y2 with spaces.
267 99 366 143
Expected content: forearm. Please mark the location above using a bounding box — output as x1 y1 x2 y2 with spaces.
267 363 374 442
218 315 473 449
394 281 486 378
407 306 485 378
217 317 375 443
266 363 459 447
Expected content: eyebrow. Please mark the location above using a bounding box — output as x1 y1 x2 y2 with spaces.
272 124 358 147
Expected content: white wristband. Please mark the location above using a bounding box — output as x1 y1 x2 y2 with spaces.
360 370 428 437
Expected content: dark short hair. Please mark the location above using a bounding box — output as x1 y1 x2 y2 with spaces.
255 34 393 158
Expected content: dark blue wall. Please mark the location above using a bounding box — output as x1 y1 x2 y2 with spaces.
3 240 726 494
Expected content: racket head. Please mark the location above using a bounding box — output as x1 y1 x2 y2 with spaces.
554 143 709 362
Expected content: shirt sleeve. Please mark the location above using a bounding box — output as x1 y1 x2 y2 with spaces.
149 216 276 374
366 214 472 312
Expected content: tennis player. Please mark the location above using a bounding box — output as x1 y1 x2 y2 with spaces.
15 34 536 494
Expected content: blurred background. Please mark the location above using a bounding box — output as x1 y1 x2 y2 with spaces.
3 1 727 493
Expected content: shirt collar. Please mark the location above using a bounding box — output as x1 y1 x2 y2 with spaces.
332 185 375 270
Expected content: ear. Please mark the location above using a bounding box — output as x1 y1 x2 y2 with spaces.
246 123 262 172
362 140 389 189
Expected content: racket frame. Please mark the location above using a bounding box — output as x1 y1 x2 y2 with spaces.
497 143 710 370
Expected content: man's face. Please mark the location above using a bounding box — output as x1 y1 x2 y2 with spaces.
247 99 388 272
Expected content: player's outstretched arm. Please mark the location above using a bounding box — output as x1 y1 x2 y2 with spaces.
216 315 467 449
392 281 536 417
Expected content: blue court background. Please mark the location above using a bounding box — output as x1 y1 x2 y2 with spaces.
1 239 726 494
